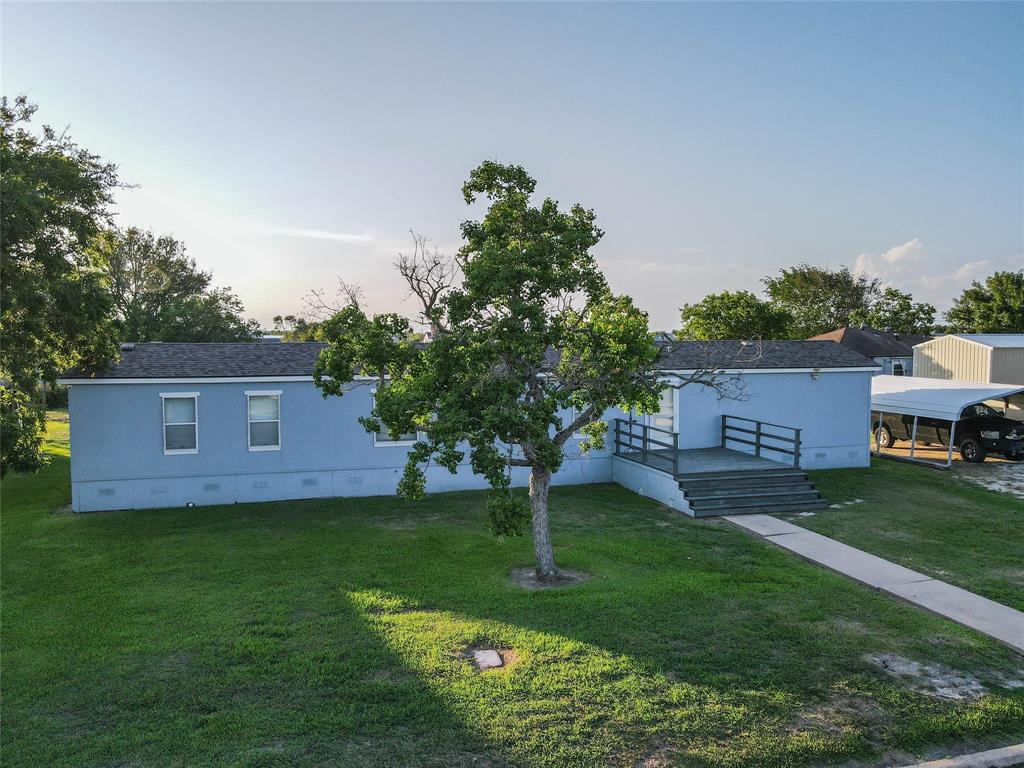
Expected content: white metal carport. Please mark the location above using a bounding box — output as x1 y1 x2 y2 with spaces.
871 375 1024 466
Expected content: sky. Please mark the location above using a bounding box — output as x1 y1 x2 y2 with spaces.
3 1 1022 332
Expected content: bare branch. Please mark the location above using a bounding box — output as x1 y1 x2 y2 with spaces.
395 230 457 334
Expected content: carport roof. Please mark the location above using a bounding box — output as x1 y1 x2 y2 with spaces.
871 375 1024 421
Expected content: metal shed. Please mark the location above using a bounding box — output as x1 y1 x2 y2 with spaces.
871 375 1024 466
913 334 1024 385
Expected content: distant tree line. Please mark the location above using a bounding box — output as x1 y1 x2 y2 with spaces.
677 263 1023 340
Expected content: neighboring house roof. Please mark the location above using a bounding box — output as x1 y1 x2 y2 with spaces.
920 333 1024 350
60 339 876 382
809 326 931 359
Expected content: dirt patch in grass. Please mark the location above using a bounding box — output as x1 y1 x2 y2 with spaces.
789 693 885 739
509 567 590 590
865 653 987 700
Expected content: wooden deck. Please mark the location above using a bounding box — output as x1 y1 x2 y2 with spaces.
620 446 794 479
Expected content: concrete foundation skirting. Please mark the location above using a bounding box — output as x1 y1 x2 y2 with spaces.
611 456 690 515
899 742 1024 768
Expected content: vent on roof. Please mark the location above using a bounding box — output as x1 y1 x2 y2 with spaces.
120 343 135 351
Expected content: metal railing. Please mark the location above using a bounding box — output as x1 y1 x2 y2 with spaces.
613 417 680 476
721 415 801 467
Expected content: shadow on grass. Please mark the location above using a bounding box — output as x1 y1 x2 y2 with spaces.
5 460 1024 767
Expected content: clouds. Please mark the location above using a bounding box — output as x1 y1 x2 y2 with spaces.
260 226 374 243
853 237 924 280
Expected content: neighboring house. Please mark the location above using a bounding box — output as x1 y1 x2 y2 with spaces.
809 326 932 376
58 340 877 513
913 334 1024 420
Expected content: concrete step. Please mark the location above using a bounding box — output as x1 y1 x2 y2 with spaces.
687 489 822 509
690 499 829 517
676 468 805 483
681 476 812 493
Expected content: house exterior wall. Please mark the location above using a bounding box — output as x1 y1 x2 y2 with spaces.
669 370 871 470
871 356 913 376
67 381 615 512
67 368 872 512
913 337 992 382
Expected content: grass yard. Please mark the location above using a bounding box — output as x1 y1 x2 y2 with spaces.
2 424 1024 768
796 458 1024 612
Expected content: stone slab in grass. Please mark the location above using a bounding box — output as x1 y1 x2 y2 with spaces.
473 649 503 670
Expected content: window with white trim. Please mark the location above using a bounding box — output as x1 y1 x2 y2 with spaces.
246 391 281 450
371 389 418 446
161 394 198 454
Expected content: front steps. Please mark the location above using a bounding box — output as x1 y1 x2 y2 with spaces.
678 467 828 517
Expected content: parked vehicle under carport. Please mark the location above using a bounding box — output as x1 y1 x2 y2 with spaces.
870 376 1024 467
872 403 1023 463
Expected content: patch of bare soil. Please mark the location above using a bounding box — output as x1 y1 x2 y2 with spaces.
789 693 885 739
865 653 987 700
954 459 1024 500
52 503 73 515
509 567 590 590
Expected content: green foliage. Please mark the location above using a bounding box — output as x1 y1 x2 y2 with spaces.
272 314 324 341
0 95 119 474
849 287 935 334
314 162 663 570
313 305 418 397
764 264 880 338
0 389 46 477
678 290 791 340
92 226 261 342
945 270 1024 333
485 491 532 536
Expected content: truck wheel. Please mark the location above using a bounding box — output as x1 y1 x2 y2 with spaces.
958 437 986 463
876 425 895 449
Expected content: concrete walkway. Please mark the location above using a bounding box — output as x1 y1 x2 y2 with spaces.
727 514 1024 654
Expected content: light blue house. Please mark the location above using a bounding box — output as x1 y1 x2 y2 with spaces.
60 340 877 515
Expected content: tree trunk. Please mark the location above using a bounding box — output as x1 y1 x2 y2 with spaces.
529 465 560 581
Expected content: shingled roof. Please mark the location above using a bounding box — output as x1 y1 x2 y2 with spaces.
809 326 932 358
654 340 877 370
61 342 329 380
61 338 875 381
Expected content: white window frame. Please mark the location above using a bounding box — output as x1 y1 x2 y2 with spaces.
246 390 282 452
160 392 199 455
370 388 420 447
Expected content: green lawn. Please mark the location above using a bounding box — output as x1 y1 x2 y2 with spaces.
795 458 1024 612
2 428 1023 768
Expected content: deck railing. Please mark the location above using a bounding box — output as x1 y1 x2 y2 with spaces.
613 418 680 476
721 415 801 467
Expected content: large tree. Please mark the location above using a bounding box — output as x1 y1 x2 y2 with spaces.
849 287 935 335
678 290 790 340
764 264 880 338
314 162 665 581
945 270 1024 333
92 226 261 342
0 95 119 474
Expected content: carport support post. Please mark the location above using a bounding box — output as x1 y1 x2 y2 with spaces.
909 416 919 459
946 420 957 468
875 411 885 456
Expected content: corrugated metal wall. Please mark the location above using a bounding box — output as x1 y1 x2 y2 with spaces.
913 336 992 381
990 348 1024 385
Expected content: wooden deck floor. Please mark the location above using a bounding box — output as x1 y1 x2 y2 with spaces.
620 446 793 478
